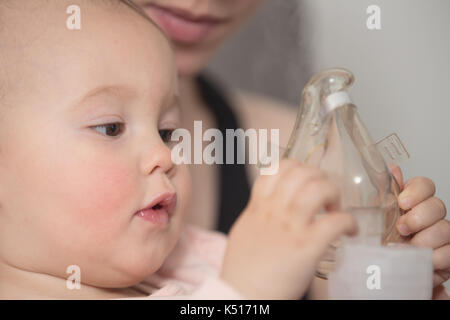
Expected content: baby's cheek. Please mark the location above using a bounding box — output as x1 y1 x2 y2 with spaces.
62 160 136 229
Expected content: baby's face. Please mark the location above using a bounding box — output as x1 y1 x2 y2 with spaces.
0 2 190 287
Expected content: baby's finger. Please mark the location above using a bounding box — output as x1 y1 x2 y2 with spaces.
288 178 341 225
252 159 301 198
307 212 358 258
388 163 404 190
433 270 450 288
271 166 328 208
432 284 450 299
396 197 447 236
398 177 436 210
433 244 450 271
410 219 450 249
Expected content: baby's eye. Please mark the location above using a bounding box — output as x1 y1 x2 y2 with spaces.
91 123 125 137
159 129 175 143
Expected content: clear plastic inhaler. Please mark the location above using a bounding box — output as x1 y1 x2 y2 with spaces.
283 68 410 279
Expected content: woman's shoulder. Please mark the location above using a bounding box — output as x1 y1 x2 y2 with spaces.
231 90 298 147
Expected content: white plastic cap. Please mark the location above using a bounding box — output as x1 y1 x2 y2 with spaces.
323 91 353 115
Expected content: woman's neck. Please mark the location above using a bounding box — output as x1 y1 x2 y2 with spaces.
0 260 147 299
179 75 212 127
178 75 221 230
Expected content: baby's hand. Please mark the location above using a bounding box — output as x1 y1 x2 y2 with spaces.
220 159 358 299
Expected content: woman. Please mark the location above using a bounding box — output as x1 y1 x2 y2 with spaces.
135 0 296 233
133 0 450 297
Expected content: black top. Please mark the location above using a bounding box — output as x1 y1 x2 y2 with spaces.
196 74 308 300
195 74 251 234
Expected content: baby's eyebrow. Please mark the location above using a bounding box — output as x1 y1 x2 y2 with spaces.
74 85 136 108
71 85 180 115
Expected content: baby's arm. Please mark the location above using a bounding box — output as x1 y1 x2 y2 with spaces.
220 159 358 300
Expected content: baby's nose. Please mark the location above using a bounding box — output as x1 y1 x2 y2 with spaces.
141 142 175 176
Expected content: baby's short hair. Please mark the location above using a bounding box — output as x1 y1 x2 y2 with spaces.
0 0 164 107
0 0 162 40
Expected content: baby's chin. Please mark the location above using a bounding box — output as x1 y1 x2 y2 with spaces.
57 209 186 290
101 227 182 288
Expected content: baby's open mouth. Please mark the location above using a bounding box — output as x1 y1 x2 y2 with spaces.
136 192 177 226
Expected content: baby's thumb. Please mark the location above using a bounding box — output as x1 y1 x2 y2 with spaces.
388 163 404 190
309 212 358 258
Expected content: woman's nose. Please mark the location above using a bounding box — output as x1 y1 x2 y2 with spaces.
141 142 175 176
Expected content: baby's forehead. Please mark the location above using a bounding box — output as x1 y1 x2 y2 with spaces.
0 0 165 68
0 0 160 38
0 0 175 108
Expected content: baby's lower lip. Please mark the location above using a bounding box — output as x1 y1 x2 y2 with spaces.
136 208 170 225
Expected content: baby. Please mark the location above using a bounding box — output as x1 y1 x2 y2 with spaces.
0 0 357 299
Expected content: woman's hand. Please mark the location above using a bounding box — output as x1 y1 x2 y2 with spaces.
390 164 450 299
220 159 358 300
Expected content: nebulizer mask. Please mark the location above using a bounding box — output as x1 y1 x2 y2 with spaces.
283 68 433 299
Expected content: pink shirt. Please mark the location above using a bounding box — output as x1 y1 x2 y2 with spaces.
122 225 245 300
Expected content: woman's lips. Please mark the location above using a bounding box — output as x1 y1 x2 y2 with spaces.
144 4 225 44
136 192 177 226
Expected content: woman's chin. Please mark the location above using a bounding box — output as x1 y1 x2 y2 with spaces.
174 48 216 77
